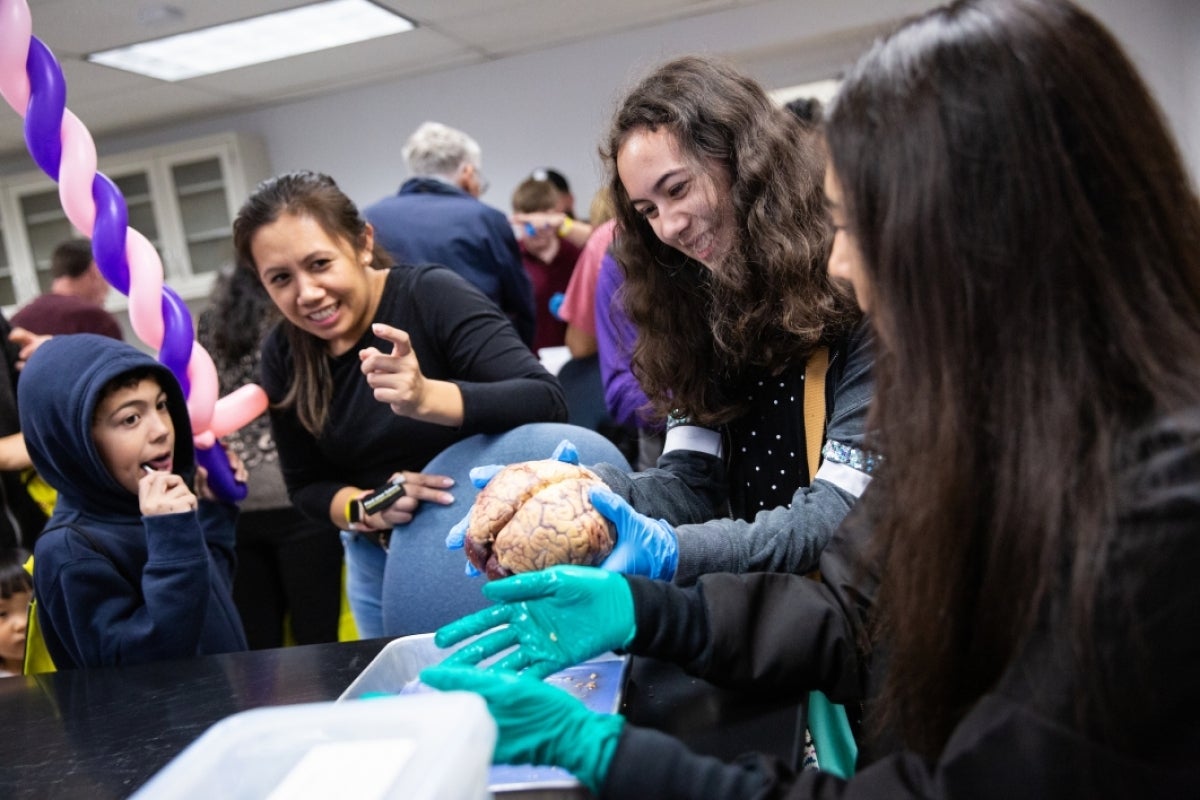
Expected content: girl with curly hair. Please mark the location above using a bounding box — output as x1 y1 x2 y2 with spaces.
580 55 875 587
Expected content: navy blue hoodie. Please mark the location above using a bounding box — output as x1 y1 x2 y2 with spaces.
19 334 246 668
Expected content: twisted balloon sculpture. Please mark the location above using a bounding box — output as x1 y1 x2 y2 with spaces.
0 0 267 501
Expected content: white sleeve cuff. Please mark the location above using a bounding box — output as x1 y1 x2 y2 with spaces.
814 460 872 498
662 425 724 458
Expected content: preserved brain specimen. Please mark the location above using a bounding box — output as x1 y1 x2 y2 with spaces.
464 460 614 579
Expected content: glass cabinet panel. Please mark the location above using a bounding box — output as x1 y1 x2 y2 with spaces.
0 227 14 306
19 188 73 293
172 157 231 275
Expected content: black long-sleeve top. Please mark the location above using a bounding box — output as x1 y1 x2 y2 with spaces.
261 265 566 524
604 412 1200 799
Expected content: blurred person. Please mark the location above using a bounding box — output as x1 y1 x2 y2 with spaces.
531 167 575 218
512 178 581 352
0 311 47 552
12 238 122 340
364 122 537 348
0 549 32 676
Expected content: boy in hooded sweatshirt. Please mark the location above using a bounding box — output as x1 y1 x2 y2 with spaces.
18 334 248 668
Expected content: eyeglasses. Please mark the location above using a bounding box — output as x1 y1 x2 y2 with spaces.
474 168 490 196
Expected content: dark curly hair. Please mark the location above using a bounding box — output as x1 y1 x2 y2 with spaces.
603 55 858 426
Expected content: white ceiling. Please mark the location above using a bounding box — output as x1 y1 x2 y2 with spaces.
0 0 774 156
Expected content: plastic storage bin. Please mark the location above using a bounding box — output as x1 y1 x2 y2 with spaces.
340 633 629 796
131 690 495 800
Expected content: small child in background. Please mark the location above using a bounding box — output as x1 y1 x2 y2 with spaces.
17 334 248 669
0 551 32 676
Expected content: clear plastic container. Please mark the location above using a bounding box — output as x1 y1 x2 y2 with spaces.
340 633 629 796
131 691 495 800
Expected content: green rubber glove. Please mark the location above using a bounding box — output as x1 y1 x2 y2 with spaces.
435 564 636 679
419 665 624 794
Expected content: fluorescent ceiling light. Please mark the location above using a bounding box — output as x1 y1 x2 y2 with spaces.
87 0 415 82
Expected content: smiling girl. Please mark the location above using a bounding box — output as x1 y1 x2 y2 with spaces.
583 56 875 588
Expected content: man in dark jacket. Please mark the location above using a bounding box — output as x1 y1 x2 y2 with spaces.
363 122 536 347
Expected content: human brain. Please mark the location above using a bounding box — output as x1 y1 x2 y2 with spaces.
463 460 613 580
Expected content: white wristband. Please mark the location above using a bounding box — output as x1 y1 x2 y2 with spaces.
662 425 724 458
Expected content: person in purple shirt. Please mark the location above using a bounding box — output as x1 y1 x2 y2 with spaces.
594 251 663 470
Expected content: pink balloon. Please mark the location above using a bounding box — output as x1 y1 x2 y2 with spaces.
208 384 269 439
58 110 97 233
1 0 267 501
125 229 165 348
186 343 219 434
0 0 32 113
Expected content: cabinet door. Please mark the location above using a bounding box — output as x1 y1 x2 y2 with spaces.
0 225 13 307
111 170 164 264
17 187 75 294
171 156 233 276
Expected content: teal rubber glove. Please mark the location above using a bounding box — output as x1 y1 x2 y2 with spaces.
591 487 680 581
436 564 635 679
420 665 624 794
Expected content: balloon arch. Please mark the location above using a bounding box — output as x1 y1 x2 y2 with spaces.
0 0 267 501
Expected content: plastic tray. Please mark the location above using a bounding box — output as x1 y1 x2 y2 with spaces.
339 633 629 794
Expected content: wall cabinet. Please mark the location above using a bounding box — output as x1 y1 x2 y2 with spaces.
0 132 270 319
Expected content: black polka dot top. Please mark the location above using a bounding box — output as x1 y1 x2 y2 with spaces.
724 363 811 520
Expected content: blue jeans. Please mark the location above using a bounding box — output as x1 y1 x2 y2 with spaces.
340 529 388 639
378 422 631 637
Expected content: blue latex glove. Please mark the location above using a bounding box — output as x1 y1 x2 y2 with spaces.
548 291 566 320
445 440 581 576
420 665 624 794
436 565 635 679
591 487 680 581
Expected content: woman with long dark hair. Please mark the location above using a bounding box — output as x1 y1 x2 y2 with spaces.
423 1 1200 796
233 171 627 638
198 267 343 648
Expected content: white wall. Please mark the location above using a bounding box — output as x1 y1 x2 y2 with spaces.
2 0 1195 218
1080 0 1200 181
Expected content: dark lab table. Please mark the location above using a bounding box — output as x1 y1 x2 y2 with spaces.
0 639 799 798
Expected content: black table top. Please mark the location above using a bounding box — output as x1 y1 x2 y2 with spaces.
0 639 798 798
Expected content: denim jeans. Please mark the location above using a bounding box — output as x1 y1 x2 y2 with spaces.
377 422 631 637
339 529 389 639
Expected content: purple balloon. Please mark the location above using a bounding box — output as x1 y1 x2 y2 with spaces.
14 31 247 505
23 37 64 179
195 443 248 503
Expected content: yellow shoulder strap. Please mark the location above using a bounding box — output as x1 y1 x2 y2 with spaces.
803 346 829 480
22 555 57 675
801 346 859 776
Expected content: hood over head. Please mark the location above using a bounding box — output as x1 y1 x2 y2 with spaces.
18 334 195 519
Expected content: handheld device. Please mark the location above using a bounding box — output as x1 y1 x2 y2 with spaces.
347 475 407 525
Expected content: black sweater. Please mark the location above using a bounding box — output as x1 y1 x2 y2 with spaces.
261 265 566 523
605 413 1200 799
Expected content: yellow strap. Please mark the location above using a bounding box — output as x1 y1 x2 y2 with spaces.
803 347 829 479
801 347 859 776
21 555 57 675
